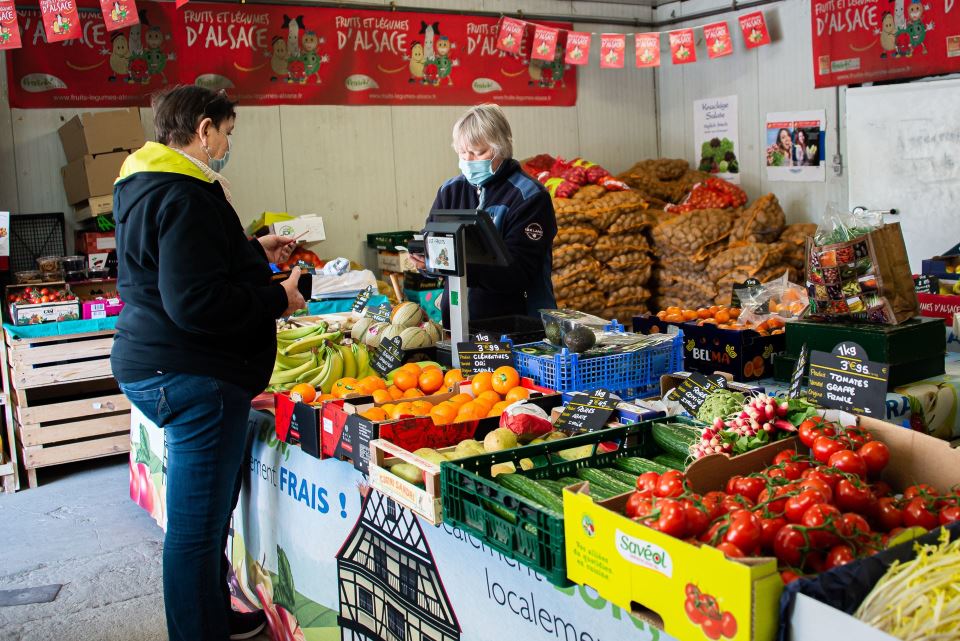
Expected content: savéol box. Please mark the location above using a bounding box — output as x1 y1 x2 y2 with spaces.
270 215 326 243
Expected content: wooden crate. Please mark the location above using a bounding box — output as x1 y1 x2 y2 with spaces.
3 329 131 489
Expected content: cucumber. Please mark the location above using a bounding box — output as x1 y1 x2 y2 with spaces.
613 457 671 475
537 479 569 496
558 476 581 488
653 454 687 471
601 467 641 487
576 468 633 494
585 483 620 500
652 422 699 460
496 474 564 513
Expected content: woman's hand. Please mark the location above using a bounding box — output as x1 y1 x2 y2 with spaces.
259 234 297 264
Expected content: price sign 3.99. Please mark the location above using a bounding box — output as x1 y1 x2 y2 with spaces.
554 388 618 434
807 341 889 417
457 333 515 377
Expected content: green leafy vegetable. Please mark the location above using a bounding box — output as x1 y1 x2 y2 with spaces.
695 389 746 424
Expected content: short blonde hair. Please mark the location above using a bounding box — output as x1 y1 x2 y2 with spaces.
451 104 513 159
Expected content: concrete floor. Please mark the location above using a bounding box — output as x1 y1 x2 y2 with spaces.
0 458 271 641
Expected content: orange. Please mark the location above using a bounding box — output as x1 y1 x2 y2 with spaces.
682 309 698 321
696 307 712 320
714 310 731 324
491 366 520 394
387 385 404 400
665 313 684 323
504 386 530 404
443 368 465 389
403 387 424 399
448 393 474 407
381 403 396 416
472 397 494 415
332 377 360 399
361 407 388 421
665 306 681 316
360 375 387 392
394 370 419 392
430 402 458 425
729 307 742 319
487 400 512 417
400 363 423 377
390 402 414 419
372 389 392 405
289 383 316 404
656 310 667 320
455 403 482 422
410 400 434 416
478 390 502 406
418 368 444 394
471 371 494 396
316 393 336 402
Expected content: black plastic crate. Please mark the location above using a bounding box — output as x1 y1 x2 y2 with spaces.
471 315 545 344
9 213 66 273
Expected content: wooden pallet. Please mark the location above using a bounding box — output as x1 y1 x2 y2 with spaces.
3 329 131 489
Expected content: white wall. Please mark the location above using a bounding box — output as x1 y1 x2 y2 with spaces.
0 0 660 262
654 0 849 224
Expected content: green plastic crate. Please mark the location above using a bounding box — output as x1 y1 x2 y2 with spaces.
784 317 945 364
366 230 415 250
440 421 671 586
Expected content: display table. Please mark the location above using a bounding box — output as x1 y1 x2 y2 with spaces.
130 408 665 641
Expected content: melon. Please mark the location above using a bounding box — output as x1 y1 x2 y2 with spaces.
364 322 389 348
351 317 372 343
391 301 426 328
382 324 405 342
419 321 441 344
400 326 431 349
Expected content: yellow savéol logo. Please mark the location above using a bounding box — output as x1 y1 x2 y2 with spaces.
616 529 673 577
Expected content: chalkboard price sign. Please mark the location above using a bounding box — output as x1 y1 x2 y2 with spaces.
457 333 515 376
371 336 405 378
732 278 762 310
364 303 392 323
351 285 375 313
554 389 618 434
789 343 809 399
668 373 727 416
807 341 889 417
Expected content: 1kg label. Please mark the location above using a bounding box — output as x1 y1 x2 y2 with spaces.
807 341 888 417
457 333 515 377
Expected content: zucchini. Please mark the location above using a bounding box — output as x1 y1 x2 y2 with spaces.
653 454 687 471
601 467 641 487
576 468 633 494
613 457 671 475
652 422 699 460
496 474 564 513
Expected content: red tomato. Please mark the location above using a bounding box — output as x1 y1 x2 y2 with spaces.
721 611 738 639
39 287 50 296
724 513 762 555
715 541 745 559
759 516 787 552
655 499 688 538
873 497 903 532
903 484 936 501
626 492 654 519
701 492 726 521
824 544 856 570
780 569 801 584
702 615 725 640
940 505 960 526
721 494 754 514
828 450 868 479
731 476 766 503
773 449 797 465
801 503 842 547
857 441 890 475
683 501 711 537
903 497 939 530
812 436 846 464
685 583 701 600
774 524 807 566
798 417 833 447
785 489 827 524
798 478 834 503
835 479 873 514
841 513 872 540
685 598 705 624
655 470 685 498
636 471 660 494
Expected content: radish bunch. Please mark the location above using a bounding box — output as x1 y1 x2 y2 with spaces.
691 394 800 459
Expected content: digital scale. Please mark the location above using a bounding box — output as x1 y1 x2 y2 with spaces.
420 209 511 363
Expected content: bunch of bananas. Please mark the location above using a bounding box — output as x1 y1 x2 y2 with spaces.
269 323 374 394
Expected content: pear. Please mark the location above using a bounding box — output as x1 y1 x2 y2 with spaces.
412 448 449 465
484 428 519 452
391 463 424 486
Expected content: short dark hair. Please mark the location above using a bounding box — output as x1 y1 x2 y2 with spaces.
152 85 237 147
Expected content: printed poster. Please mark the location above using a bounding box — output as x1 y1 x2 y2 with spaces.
0 0 21 50
811 0 960 88
5 1 577 108
765 110 827 182
694 95 740 184
599 33 625 68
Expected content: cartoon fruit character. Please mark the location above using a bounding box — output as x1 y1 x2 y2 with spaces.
501 34 516 48
604 49 619 64
639 49 655 63
749 28 764 43
676 45 691 59
569 45 584 60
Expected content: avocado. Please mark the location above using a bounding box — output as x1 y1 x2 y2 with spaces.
544 320 562 345
563 326 596 353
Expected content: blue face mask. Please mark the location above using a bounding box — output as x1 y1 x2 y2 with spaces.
459 157 495 186
206 135 231 173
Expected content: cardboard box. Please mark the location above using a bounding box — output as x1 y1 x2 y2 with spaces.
245 211 293 237
377 250 417 274
634 316 784 381
789 593 898 641
74 195 113 222
58 107 144 162
270 215 326 243
75 231 116 256
61 152 128 205
7 283 80 326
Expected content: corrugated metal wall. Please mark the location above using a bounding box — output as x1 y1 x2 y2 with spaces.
0 1 660 263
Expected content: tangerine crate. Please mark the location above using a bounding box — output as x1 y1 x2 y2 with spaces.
2 328 130 488
439 422 653 586
513 332 683 396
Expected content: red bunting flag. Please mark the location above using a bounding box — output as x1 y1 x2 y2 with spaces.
0 0 22 50
99 0 139 31
703 21 733 58
496 16 526 55
635 32 661 68
565 31 591 65
175 0 189 7
668 28 697 64
531 24 559 61
739 11 771 48
599 33 625 68
40 0 82 42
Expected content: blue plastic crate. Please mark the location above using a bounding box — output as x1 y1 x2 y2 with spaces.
514 330 684 395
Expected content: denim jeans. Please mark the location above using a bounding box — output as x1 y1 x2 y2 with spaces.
121 372 254 641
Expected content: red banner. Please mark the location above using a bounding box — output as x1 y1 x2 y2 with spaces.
704 21 733 58
599 33 625 68
635 32 661 67
0 0 21 50
564 31 591 65
811 0 960 88
40 0 81 42
99 0 138 32
739 10 771 49
6 2 576 107
669 28 697 64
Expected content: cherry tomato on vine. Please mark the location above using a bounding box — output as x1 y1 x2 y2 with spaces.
812 436 846 464
857 441 890 476
835 478 873 514
780 569 801 584
626 493 654 519
828 450 868 479
715 541 745 559
773 449 797 466
824 544 856 570
774 524 807 567
940 505 960 526
655 499 689 538
801 503 842 547
655 470 685 498
798 477 834 503
840 513 872 540
758 516 787 552
903 484 936 501
873 497 903 532
724 512 762 555
730 476 766 503
903 497 938 530
785 489 828 524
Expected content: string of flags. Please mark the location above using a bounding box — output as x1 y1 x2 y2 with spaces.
496 10 771 68
1 0 138 51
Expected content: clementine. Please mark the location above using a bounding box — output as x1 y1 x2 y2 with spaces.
491 366 520 395
410 400 434 416
361 407 388 421
448 393 474 407
443 368 465 389
387 385 404 401
402 387 424 399
418 368 444 394
430 402 458 425
394 370 419 392
471 371 494 396
289 383 316 404
504 386 530 404
372 389 392 404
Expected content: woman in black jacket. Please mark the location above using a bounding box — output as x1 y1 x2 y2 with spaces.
111 86 305 641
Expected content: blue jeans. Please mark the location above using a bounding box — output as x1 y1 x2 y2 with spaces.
121 372 254 641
